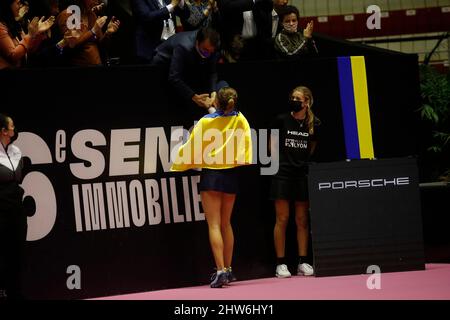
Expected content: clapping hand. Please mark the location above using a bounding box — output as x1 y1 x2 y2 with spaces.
92 3 106 14
38 16 55 33
92 16 107 36
303 20 314 38
16 2 29 22
208 0 218 11
28 16 55 38
170 0 180 7
106 17 121 35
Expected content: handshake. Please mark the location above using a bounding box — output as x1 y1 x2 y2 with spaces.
192 92 218 112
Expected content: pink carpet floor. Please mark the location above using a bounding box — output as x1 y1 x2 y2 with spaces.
96 264 450 300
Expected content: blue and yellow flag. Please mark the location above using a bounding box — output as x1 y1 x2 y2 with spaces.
337 56 375 160
170 110 253 171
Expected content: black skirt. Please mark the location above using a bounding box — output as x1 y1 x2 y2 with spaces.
269 176 309 202
199 168 239 194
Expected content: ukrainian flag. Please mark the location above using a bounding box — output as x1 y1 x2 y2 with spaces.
170 111 253 171
337 56 375 160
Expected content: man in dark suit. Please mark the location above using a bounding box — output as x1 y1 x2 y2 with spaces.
217 0 274 60
152 27 223 115
131 0 190 63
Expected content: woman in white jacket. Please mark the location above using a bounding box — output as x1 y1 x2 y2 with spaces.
0 113 26 300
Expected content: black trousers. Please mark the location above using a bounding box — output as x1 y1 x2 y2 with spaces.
0 208 27 300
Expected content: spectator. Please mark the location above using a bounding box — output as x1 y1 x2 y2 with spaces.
217 0 274 60
272 0 288 34
131 0 189 63
0 114 26 300
219 33 243 63
0 0 54 70
57 0 120 66
26 0 72 67
274 5 318 59
152 27 224 116
181 0 218 31
273 0 287 14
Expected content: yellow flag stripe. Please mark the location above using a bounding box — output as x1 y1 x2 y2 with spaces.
350 56 375 159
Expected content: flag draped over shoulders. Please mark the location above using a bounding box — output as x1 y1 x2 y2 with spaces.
170 110 253 171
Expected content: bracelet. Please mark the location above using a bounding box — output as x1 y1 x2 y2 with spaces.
90 29 97 40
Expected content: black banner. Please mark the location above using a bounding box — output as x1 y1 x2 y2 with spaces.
309 157 425 277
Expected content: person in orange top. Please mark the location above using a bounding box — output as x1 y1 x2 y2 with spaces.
0 0 55 70
57 0 120 66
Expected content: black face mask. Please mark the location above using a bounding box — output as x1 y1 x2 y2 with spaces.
10 127 18 143
289 100 303 112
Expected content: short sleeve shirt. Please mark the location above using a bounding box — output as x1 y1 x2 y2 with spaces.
271 113 320 179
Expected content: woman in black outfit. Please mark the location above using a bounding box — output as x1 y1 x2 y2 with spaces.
0 113 26 300
270 86 321 278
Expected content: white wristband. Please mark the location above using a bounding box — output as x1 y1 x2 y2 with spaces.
208 107 216 114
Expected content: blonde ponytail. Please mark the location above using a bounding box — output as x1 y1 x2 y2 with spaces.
218 87 238 113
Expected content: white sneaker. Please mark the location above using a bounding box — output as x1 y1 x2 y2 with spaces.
275 264 292 278
297 263 314 276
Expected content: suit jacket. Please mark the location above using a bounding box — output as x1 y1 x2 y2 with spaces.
153 30 219 103
131 0 189 61
217 0 273 44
